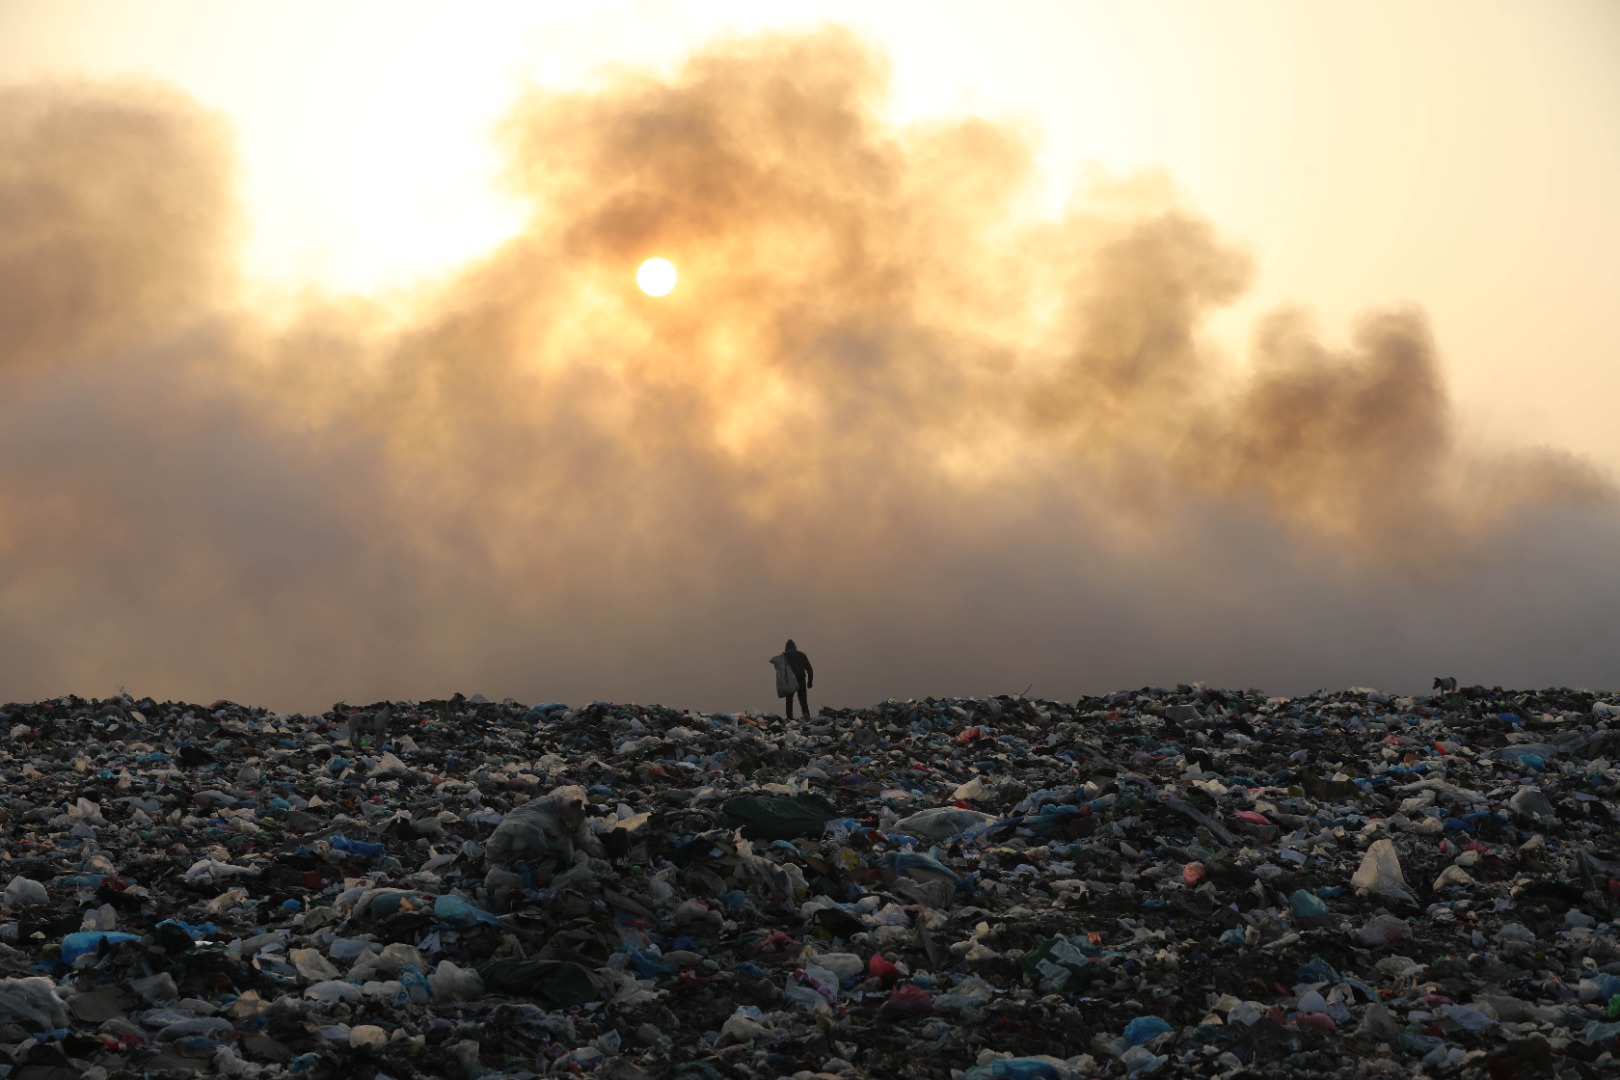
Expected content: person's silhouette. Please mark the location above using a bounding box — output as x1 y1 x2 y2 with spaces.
773 638 813 720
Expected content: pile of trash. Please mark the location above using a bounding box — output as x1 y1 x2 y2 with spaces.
0 684 1615 1079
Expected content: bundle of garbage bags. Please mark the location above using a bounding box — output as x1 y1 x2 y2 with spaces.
0 682 1614 1078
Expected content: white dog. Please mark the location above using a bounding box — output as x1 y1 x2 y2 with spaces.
335 702 393 746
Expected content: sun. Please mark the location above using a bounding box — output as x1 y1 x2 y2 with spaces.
636 257 677 296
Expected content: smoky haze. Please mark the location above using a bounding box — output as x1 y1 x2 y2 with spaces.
1 30 1616 714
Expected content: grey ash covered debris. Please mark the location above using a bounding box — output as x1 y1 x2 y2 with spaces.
0 684 1614 1078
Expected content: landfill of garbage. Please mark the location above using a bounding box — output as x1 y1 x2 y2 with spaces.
0 684 1616 1079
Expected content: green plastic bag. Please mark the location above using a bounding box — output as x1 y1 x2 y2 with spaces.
721 793 839 840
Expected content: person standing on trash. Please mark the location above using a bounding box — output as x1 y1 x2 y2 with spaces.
770 639 814 720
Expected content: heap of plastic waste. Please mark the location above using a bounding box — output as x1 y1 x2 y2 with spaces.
0 683 1614 1078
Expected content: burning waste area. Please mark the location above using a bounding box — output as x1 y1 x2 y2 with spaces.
0 685 1615 1079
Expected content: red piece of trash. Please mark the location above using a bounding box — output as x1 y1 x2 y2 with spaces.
875 983 933 1022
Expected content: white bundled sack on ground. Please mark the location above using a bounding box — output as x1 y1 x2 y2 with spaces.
1350 837 1416 905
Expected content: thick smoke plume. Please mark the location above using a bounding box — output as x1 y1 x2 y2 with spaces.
1 31 1616 711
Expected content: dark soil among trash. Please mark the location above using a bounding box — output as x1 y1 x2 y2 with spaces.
0 684 1616 1078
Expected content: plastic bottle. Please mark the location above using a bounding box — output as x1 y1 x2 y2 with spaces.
330 835 385 857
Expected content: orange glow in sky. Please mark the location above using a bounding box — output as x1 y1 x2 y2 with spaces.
3 0 1616 471
1 1 1618 709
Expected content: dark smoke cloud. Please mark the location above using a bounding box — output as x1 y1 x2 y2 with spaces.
0 79 240 374
1 29 1616 712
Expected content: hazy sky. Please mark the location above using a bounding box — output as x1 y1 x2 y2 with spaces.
2 1 1617 711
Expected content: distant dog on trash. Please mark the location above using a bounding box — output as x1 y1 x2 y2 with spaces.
333 702 393 747
1432 676 1458 694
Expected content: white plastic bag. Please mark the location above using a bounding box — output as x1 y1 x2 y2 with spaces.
771 653 799 698
1350 838 1416 904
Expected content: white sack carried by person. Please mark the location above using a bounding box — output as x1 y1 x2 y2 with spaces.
770 653 799 698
